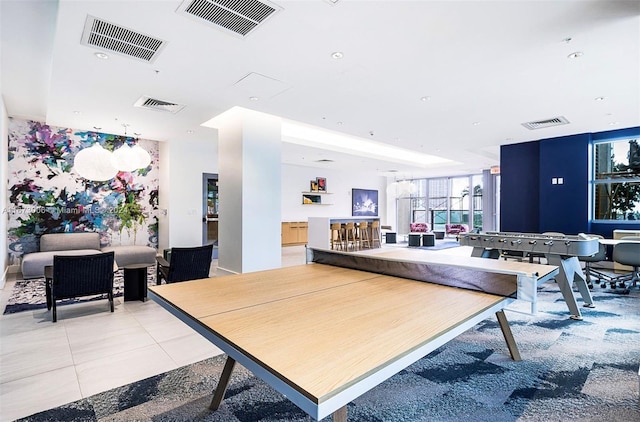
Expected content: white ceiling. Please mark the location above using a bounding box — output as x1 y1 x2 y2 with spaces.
2 0 639 179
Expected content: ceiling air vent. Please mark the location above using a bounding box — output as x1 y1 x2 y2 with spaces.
177 0 282 37
81 16 166 63
134 96 185 114
522 116 570 130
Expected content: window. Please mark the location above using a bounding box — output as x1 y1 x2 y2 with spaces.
592 138 640 221
395 175 483 234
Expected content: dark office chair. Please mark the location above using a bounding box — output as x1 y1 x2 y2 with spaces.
156 244 213 284
49 252 115 323
577 234 609 289
611 237 640 293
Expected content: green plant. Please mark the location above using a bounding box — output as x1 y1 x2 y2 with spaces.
116 194 146 242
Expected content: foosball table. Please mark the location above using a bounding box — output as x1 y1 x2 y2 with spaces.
459 231 599 320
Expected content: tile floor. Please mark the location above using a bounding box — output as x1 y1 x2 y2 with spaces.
0 243 469 421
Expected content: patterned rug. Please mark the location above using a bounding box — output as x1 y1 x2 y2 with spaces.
16 284 640 422
3 268 157 314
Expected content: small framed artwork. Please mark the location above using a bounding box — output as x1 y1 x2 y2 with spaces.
316 177 327 192
310 180 319 192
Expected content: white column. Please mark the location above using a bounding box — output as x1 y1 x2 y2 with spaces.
208 107 282 274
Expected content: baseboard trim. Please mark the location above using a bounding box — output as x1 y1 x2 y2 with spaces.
215 267 238 276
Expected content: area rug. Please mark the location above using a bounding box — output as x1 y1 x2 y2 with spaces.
3 268 157 315
17 284 640 422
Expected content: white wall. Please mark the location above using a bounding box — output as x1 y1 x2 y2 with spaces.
281 164 388 225
158 136 218 252
1 97 8 288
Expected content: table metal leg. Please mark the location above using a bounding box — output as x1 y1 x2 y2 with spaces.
547 255 594 320
333 405 347 422
209 356 237 410
45 278 52 310
496 310 521 361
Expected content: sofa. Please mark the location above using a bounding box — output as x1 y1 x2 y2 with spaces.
21 232 157 279
410 222 430 233
445 224 469 236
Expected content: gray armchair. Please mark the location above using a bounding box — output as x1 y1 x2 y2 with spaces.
578 234 609 289
49 252 115 322
612 237 640 293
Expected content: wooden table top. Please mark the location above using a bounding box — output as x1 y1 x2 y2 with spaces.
371 248 558 279
150 264 509 403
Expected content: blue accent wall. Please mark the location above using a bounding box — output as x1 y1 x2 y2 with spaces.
538 133 591 234
501 126 640 236
500 141 540 232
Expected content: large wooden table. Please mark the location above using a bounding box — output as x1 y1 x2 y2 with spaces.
149 254 558 421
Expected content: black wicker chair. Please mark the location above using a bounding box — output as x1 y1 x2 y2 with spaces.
49 252 115 322
156 244 213 284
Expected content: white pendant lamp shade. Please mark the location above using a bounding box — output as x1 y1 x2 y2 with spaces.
111 144 138 172
111 144 152 172
386 180 417 198
74 143 119 181
131 144 151 169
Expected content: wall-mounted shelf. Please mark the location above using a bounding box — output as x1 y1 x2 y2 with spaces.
302 192 333 205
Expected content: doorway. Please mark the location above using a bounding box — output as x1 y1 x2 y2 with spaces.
202 173 219 258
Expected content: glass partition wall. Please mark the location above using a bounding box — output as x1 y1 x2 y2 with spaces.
396 174 485 236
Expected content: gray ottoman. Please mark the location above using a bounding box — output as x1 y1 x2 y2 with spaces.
101 245 157 268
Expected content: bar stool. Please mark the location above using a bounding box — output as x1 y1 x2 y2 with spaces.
345 222 357 251
358 221 371 249
370 220 381 248
330 222 344 250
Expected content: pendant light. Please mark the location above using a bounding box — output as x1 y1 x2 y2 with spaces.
74 143 119 181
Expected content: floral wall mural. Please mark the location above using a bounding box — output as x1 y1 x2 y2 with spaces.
6 118 159 266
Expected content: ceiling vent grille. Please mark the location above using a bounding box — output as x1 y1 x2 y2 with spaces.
522 116 570 130
134 96 185 114
177 0 281 37
81 16 166 63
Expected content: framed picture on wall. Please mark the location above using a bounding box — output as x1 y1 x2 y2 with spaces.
352 188 378 216
310 180 319 192
316 177 326 192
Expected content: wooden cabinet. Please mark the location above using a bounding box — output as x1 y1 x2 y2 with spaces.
282 222 308 246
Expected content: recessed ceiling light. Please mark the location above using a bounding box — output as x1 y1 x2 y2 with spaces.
249 96 259 101
187 130 194 134
331 51 344 59
420 96 431 101
337 121 343 125
609 121 619 126
94 52 109 60
594 96 605 101
562 37 572 43
73 110 81 115
567 51 583 59
472 121 480 126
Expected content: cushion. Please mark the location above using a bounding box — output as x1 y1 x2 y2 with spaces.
21 249 102 279
101 245 157 268
40 233 100 252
